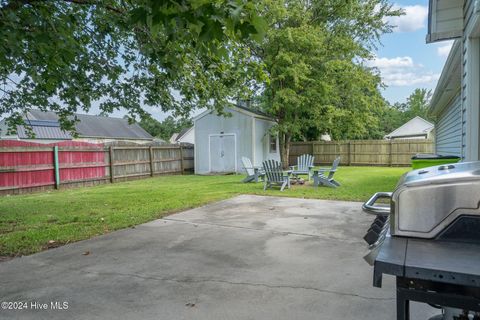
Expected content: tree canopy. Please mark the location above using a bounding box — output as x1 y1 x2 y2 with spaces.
139 115 192 142
2 0 424 165
0 0 266 132
375 88 434 138
251 0 401 163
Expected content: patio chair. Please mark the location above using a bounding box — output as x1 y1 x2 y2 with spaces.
262 159 291 191
241 156 265 183
290 154 315 181
313 157 341 188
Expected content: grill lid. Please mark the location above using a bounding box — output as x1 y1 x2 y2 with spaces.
396 161 480 187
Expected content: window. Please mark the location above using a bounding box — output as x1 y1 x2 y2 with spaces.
269 134 277 153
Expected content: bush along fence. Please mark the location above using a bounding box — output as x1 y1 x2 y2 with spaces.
0 140 194 195
289 139 434 167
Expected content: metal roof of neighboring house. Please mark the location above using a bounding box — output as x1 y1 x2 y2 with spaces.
27 110 153 140
17 119 73 140
384 116 435 139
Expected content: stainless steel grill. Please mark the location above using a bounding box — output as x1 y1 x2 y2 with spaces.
362 161 480 320
363 161 480 240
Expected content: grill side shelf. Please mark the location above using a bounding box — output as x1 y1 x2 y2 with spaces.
404 239 480 288
373 237 407 288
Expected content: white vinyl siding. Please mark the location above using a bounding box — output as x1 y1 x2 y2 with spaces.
435 93 462 156
194 107 279 174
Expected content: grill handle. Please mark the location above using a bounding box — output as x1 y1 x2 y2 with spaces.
362 192 392 215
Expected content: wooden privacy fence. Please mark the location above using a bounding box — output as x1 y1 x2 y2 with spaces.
289 139 434 167
0 140 194 195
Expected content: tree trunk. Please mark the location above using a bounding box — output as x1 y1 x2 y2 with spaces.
280 133 291 169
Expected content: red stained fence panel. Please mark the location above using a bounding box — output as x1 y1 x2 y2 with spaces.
0 140 106 191
0 140 193 195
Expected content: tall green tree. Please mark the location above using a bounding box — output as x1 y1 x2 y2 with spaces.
403 88 433 122
139 115 192 141
0 0 266 133
252 0 401 166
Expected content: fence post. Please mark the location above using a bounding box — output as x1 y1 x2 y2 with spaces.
53 146 60 189
311 141 315 164
109 146 114 183
179 145 184 174
348 141 352 166
149 146 154 177
389 140 393 167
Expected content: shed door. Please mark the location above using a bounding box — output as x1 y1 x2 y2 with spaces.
209 134 236 173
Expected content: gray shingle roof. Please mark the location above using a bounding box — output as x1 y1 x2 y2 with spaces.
27 110 153 140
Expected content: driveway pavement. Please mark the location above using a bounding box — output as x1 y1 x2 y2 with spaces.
1 195 435 319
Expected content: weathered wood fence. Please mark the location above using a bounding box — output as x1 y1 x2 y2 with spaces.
289 139 434 167
0 140 194 195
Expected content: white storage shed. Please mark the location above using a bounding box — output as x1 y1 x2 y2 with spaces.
194 105 280 174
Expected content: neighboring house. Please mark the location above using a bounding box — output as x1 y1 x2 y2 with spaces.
194 105 280 174
170 126 194 144
0 109 153 144
384 116 435 140
427 0 480 159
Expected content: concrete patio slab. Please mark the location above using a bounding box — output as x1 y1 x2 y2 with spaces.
0 195 435 319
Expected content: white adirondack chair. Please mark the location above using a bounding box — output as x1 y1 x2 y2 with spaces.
290 154 315 181
313 157 341 188
262 159 291 191
241 157 265 183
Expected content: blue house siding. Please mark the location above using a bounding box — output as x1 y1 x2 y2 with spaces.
435 93 462 156
429 0 480 160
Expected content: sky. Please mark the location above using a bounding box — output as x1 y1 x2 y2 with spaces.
370 0 452 104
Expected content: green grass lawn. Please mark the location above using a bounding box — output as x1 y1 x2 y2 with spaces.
0 166 408 257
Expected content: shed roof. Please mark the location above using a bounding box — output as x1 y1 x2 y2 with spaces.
193 105 275 122
27 110 153 140
234 104 271 118
384 116 434 139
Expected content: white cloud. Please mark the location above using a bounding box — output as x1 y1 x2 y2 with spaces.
366 56 440 87
382 72 440 86
368 56 414 69
387 5 428 32
437 41 454 58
